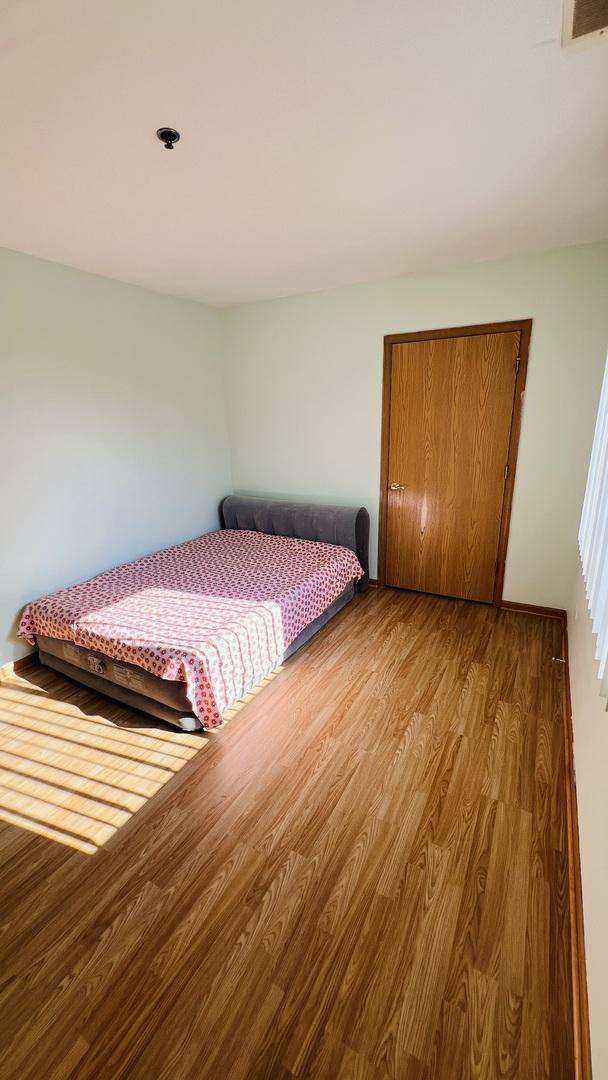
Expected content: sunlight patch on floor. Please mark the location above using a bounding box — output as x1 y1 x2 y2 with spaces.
0 671 206 854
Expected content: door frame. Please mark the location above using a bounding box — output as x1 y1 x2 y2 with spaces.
378 319 532 604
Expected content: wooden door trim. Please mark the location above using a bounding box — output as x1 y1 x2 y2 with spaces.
378 319 532 603
501 599 566 620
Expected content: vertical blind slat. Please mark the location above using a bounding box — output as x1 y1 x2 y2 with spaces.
579 353 608 691
580 385 608 560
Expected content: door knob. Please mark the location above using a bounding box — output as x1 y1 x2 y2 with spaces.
390 482 406 491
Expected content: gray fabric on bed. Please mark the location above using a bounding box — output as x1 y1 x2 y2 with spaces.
219 495 369 591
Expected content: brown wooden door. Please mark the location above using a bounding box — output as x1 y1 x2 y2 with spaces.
383 329 522 602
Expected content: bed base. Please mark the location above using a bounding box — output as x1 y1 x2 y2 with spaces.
37 639 201 732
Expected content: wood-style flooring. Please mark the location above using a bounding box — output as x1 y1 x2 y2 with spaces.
0 588 574 1079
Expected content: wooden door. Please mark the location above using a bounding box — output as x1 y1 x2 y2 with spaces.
381 324 529 603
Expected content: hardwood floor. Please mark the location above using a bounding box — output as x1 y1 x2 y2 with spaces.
0 588 574 1079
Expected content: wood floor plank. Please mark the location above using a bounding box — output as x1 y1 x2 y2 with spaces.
0 589 575 1078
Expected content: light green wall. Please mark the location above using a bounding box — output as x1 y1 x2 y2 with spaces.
0 247 231 665
223 241 608 607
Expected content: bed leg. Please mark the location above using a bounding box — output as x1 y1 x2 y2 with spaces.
175 716 202 733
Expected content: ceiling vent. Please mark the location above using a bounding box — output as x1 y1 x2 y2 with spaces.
563 0 608 43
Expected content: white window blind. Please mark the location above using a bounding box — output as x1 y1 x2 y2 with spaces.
579 353 608 693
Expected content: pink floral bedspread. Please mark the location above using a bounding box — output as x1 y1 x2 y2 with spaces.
18 530 363 728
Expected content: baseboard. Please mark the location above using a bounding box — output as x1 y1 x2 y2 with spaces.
560 614 593 1079
0 651 37 681
370 591 564 614
500 600 567 620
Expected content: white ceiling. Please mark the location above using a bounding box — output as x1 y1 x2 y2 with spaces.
1 0 607 305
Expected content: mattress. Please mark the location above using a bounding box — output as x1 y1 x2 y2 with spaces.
19 529 363 730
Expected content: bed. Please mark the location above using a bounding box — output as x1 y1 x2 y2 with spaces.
18 496 370 731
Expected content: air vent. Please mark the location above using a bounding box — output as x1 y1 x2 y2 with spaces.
563 0 608 42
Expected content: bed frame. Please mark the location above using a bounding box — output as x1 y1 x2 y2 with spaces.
36 496 370 731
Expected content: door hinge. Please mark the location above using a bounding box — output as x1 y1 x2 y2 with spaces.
515 357 520 374
504 464 509 480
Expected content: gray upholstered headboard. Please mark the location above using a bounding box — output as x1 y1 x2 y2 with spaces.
219 495 370 592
